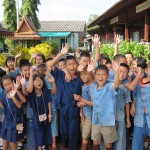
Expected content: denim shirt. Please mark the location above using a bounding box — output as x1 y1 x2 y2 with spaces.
7 67 20 77
44 77 57 112
92 82 117 126
0 86 4 121
82 83 95 120
116 84 131 121
25 80 33 119
132 79 150 128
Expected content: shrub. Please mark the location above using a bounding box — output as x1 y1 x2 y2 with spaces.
99 41 150 61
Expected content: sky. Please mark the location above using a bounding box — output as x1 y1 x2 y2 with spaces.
0 0 119 22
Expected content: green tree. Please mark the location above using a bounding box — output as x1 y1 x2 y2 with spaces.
86 14 99 33
3 0 17 31
21 0 41 29
87 14 99 26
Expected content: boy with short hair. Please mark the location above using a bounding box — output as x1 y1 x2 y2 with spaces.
74 64 120 150
57 58 65 70
77 51 91 72
46 44 83 150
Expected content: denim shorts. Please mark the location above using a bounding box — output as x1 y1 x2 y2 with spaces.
51 111 58 137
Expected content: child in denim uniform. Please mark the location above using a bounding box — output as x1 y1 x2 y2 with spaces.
126 62 150 150
113 63 131 150
77 67 95 150
5 56 20 77
19 60 37 150
74 64 120 150
46 44 83 150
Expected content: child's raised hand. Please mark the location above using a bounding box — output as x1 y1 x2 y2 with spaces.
15 52 22 59
92 34 100 45
75 49 80 58
115 34 122 45
31 52 37 59
113 62 120 72
65 72 72 83
87 59 96 72
20 74 26 86
9 87 17 98
13 81 19 91
61 43 69 55
47 74 55 83
74 94 82 102
77 64 85 72
128 69 134 77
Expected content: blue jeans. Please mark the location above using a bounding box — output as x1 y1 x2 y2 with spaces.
113 120 126 150
132 115 150 150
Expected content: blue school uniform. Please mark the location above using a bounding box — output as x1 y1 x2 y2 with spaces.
29 87 52 147
109 70 114 81
132 79 150 150
92 82 117 126
7 68 20 77
0 91 22 142
81 83 95 120
52 67 83 150
44 77 58 136
114 84 131 150
0 87 4 121
25 80 37 149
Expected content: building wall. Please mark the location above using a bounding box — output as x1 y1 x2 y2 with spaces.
41 33 79 52
129 28 144 42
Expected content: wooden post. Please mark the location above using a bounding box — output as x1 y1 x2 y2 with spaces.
125 14 129 41
114 24 117 43
144 10 149 42
106 29 109 44
106 29 108 44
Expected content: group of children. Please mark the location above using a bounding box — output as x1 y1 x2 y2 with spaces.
0 34 149 150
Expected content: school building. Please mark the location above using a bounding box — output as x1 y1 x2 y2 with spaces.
7 16 86 51
88 0 150 44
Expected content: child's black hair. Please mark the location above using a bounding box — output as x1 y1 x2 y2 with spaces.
37 64 46 71
124 52 133 57
46 58 53 62
100 53 109 58
1 75 15 89
19 59 31 70
36 54 46 63
113 54 126 61
80 51 90 58
105 60 112 65
58 58 65 63
120 63 129 72
136 57 147 69
95 65 109 75
65 55 77 64
6 56 15 67
100 56 111 63
33 74 44 82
